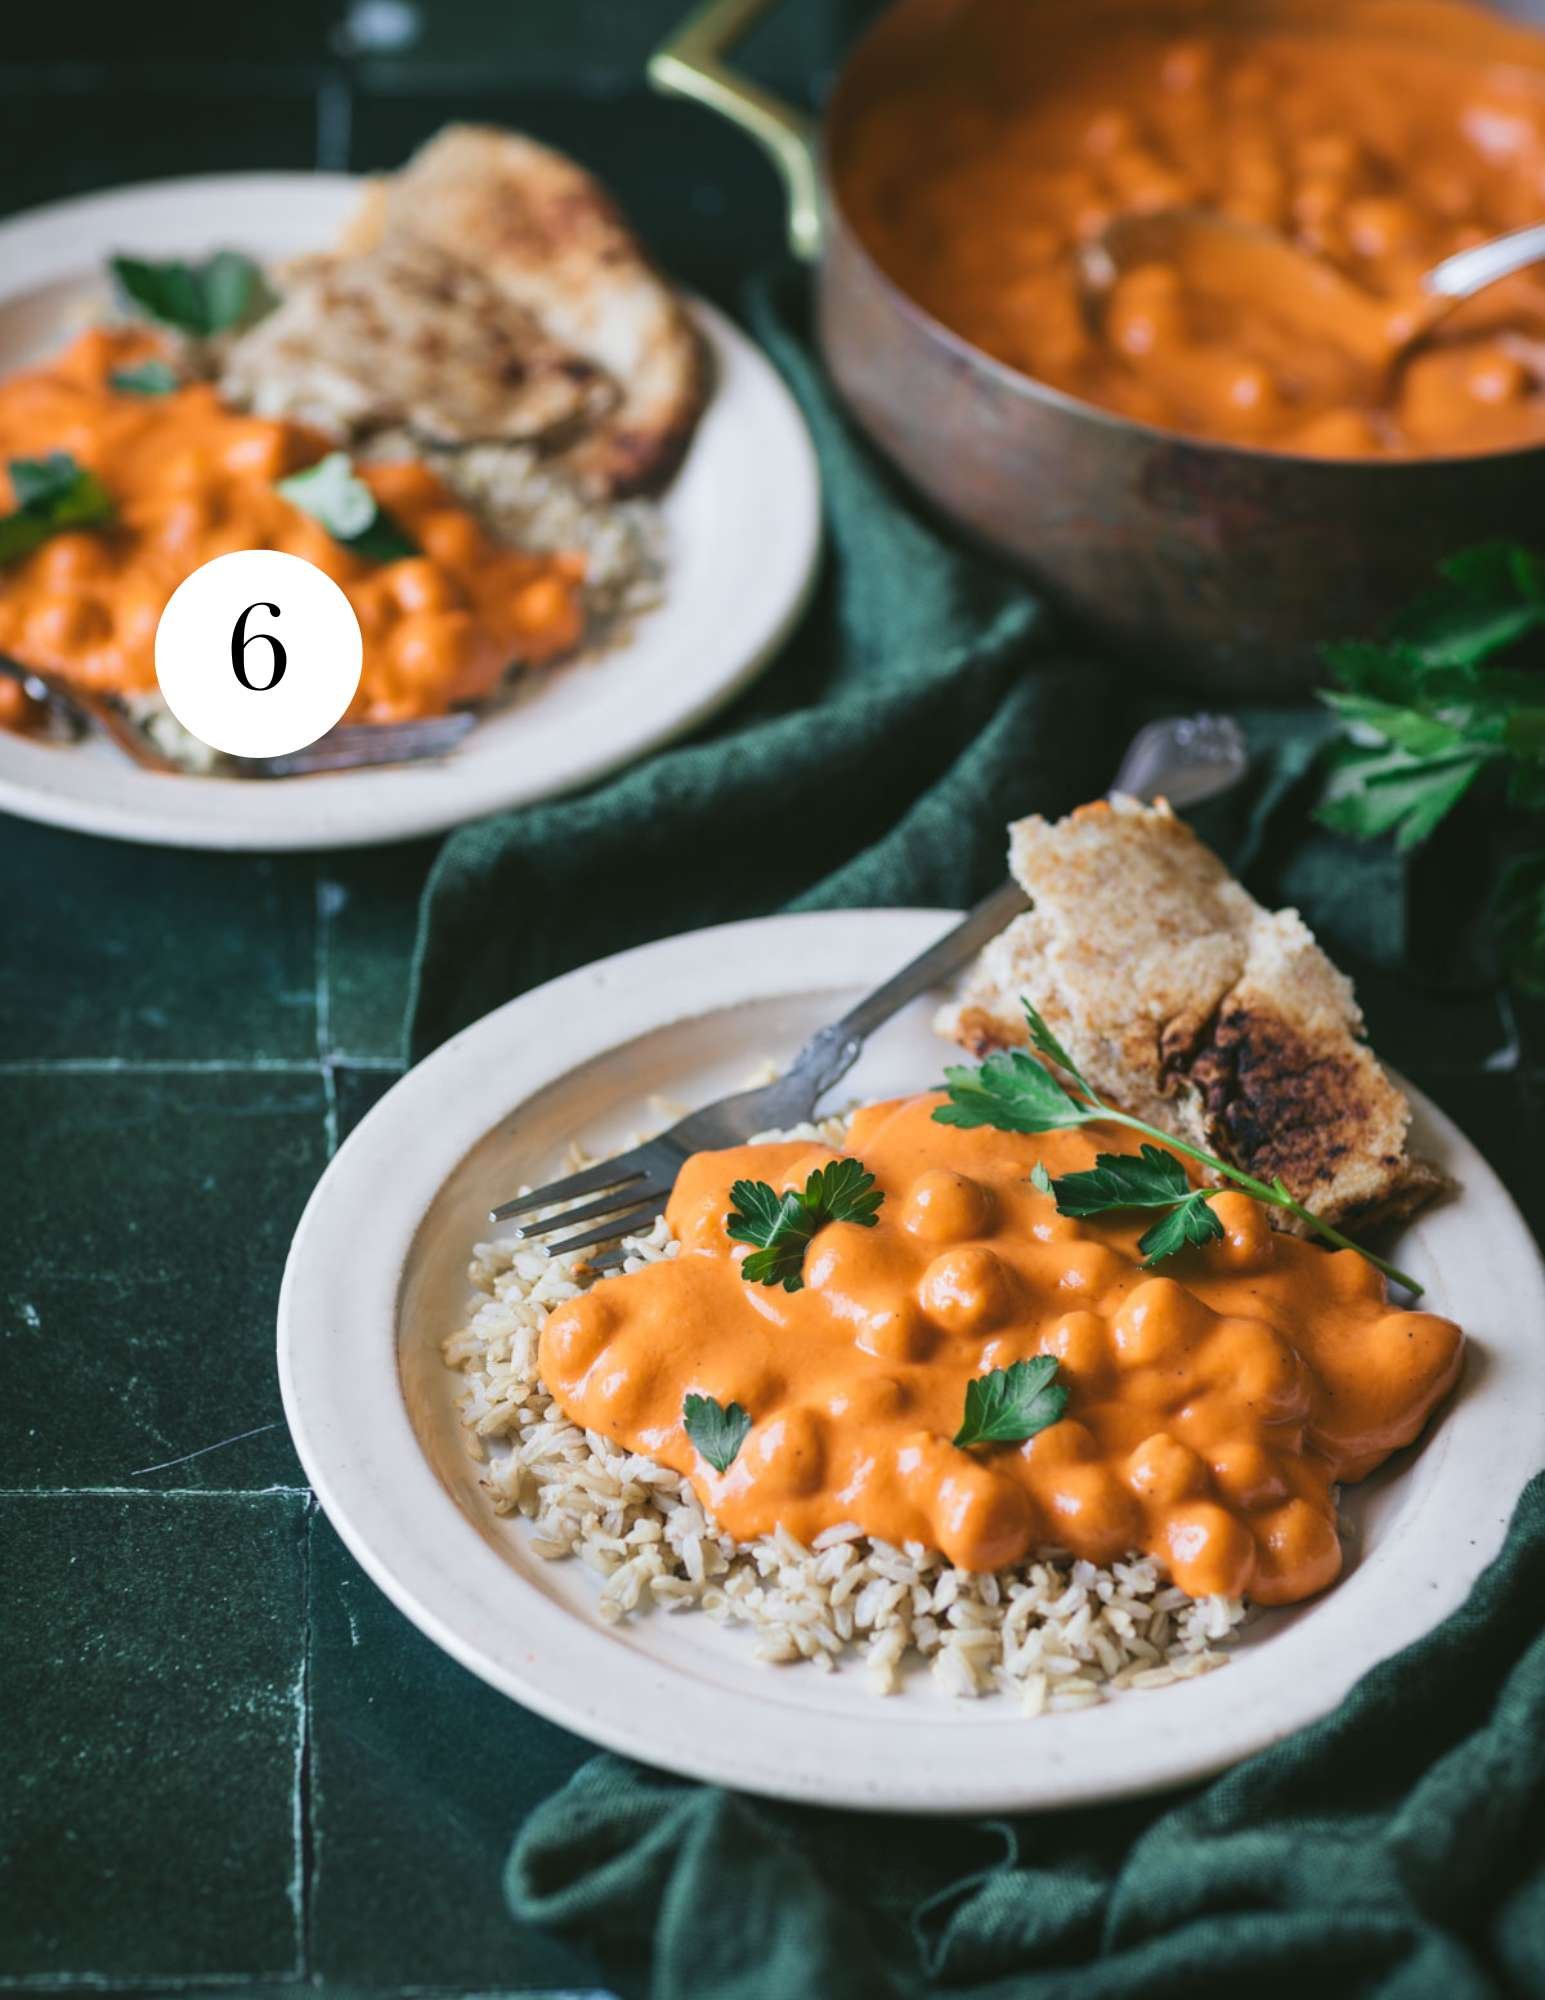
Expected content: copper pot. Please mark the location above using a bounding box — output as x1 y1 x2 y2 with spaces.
651 0 1545 693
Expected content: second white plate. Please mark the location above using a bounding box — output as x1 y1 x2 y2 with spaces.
0 175 821 850
278 910 1545 1812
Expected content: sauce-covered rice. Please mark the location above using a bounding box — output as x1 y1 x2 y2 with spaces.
444 1120 1248 1707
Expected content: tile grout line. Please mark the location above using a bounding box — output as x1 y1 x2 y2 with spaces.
292 1497 318 1983
0 1975 258 1992
316 867 339 1156
315 66 353 175
0 1981 604 1996
322 1059 340 1159
0 1057 323 1075
0 1486 311 1499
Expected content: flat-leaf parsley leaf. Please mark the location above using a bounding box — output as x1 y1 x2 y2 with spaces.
1043 1143 1225 1267
934 1045 1090 1136
109 359 180 397
111 250 275 337
0 453 114 565
276 452 418 563
726 1158 884 1293
1314 543 1545 987
682 1393 751 1473
954 1357 1068 1449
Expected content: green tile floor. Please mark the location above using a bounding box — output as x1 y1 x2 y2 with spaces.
1 822 609 1995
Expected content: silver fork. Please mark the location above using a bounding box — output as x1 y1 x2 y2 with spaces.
492 713 1249 1269
0 654 476 776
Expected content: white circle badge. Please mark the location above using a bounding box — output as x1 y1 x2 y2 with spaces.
155 550 364 759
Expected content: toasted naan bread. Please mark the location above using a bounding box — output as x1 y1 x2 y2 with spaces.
221 235 616 448
936 796 1447 1230
344 126 708 494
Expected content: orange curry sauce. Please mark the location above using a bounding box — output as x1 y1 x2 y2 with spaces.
540 1094 1463 1605
0 327 584 733
838 2 1545 455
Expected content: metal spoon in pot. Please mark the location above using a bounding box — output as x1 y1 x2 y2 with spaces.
1079 209 1545 379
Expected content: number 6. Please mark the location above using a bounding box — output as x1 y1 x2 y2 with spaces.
231 601 287 691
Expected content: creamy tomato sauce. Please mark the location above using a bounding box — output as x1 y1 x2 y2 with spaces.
540 1094 1463 1605
0 327 584 733
838 1 1545 455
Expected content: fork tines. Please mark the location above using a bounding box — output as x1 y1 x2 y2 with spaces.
491 1159 652 1223
542 1201 667 1258
490 1155 670 1260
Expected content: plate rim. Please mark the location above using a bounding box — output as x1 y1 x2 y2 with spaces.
277 908 1545 1813
0 172 821 851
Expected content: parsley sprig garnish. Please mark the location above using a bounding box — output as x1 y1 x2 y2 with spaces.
0 453 114 565
953 1356 1068 1449
276 452 418 563
682 1393 751 1473
939 1000 1422 1294
1315 542 1545 989
726 1158 884 1292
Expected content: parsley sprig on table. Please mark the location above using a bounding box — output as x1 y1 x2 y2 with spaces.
726 1158 884 1293
0 453 114 565
682 1393 751 1473
938 1000 1422 1294
953 1356 1068 1449
1315 542 1545 989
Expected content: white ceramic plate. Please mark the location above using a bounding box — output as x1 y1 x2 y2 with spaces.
0 175 820 850
278 910 1545 1813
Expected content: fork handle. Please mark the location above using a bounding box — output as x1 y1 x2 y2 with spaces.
777 880 1031 1106
836 880 1030 1040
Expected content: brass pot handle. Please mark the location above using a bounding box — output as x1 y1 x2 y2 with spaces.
648 0 824 261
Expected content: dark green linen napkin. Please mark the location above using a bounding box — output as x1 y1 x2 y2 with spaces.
405 274 1537 1998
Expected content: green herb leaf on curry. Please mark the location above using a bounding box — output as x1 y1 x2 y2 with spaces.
954 1356 1068 1450
726 1159 884 1293
111 250 276 338
1044 1143 1226 1267
1133 1194 1227 1265
275 452 419 564
727 1183 810 1291
109 359 180 397
802 1158 886 1228
682 1392 752 1473
935 1045 1092 1136
0 452 115 565
1042 1142 1192 1216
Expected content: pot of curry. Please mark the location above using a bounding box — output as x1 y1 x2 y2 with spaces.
652 0 1545 691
